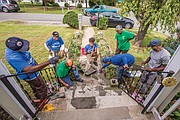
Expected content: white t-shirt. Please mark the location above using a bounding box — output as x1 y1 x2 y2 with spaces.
148 48 171 68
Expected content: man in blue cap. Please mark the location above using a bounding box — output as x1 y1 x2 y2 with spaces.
99 54 135 85
5 37 59 100
138 39 171 95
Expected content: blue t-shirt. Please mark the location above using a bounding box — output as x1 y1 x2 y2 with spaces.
84 43 98 54
102 54 135 69
45 37 64 52
5 48 38 81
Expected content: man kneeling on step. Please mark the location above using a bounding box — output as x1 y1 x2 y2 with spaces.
84 37 98 66
56 59 83 88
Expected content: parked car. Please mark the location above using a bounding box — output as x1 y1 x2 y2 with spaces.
84 5 117 17
90 12 134 29
0 0 20 13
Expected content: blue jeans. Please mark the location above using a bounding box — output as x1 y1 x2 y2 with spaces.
116 66 124 84
116 62 134 84
61 67 80 86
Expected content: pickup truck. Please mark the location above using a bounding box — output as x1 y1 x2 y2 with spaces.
84 5 117 16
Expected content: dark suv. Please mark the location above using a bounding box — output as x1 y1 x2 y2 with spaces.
90 12 134 29
0 0 20 12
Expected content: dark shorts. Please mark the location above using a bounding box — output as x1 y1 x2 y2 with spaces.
115 49 129 54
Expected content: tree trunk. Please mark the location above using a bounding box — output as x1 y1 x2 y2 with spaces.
134 22 150 47
42 0 48 6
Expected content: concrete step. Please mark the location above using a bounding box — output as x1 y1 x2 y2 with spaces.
39 106 131 120
39 106 154 120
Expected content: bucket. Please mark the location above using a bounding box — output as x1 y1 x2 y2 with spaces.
81 48 85 55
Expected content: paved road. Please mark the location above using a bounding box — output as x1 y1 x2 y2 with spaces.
0 12 91 26
0 12 178 37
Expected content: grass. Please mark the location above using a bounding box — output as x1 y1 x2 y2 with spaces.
18 2 84 14
94 27 167 65
0 21 76 74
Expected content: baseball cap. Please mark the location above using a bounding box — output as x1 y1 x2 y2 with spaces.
89 37 95 42
52 31 59 37
116 25 122 30
147 39 161 47
5 37 30 52
103 57 111 63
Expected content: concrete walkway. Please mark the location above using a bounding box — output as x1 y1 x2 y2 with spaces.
81 27 95 48
38 27 154 120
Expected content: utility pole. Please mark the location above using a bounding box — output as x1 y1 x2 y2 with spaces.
85 0 87 8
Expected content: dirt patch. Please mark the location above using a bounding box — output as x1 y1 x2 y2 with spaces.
95 86 107 96
71 97 96 109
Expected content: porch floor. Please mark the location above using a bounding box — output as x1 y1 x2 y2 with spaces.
37 27 155 120
37 73 154 120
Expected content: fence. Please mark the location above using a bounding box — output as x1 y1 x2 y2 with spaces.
0 67 59 119
120 65 174 112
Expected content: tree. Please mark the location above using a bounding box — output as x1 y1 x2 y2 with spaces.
89 0 101 7
63 11 78 29
42 0 48 6
121 0 180 47
102 0 116 6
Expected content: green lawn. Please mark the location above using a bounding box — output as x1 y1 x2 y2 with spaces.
94 27 167 65
0 21 76 73
18 2 84 14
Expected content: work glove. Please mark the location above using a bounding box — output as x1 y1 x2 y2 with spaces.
48 57 59 64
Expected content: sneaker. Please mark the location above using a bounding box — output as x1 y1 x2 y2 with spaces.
69 86 74 90
93 62 98 66
118 83 123 88
132 92 138 98
76 78 83 82
135 96 144 103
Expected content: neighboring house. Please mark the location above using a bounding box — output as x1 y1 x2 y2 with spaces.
55 0 89 7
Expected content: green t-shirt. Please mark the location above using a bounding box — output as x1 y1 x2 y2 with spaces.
115 30 134 50
56 60 71 78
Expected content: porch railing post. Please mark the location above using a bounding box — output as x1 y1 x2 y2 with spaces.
0 60 36 119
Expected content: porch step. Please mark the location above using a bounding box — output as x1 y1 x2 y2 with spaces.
39 105 154 120
39 106 131 120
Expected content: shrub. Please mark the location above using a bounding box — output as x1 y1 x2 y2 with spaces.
48 0 54 4
102 0 116 6
51 3 59 7
64 2 69 7
88 0 96 8
77 3 82 8
63 11 78 29
96 17 108 30
163 92 180 120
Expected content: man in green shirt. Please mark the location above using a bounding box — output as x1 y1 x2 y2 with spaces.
115 25 137 54
56 59 83 88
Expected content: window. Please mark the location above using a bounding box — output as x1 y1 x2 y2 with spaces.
112 14 121 19
9 0 17 4
94 6 99 9
104 13 111 18
2 0 7 3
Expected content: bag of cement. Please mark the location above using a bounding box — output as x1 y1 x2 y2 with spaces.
79 55 91 72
